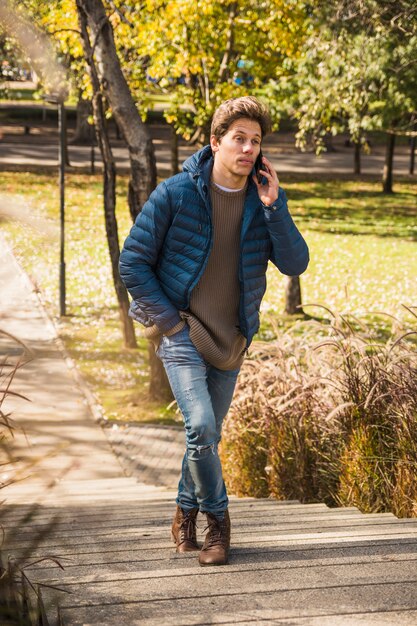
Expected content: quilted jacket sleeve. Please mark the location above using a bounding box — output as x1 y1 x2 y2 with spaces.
264 187 309 276
119 182 182 334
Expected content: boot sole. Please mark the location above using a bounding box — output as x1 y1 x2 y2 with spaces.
199 557 229 566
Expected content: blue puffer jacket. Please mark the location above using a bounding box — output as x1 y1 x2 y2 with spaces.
119 145 309 347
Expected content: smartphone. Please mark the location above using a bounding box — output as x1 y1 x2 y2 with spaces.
255 150 265 183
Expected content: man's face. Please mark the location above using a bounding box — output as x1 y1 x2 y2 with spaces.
210 118 262 182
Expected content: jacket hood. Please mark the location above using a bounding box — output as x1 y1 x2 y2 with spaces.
182 145 213 176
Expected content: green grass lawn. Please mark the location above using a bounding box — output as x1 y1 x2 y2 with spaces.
0 87 37 102
263 179 417 335
1 171 416 424
0 88 173 106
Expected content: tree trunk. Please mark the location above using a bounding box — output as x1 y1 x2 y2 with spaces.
323 133 336 152
284 276 303 315
148 346 174 402
171 125 179 176
410 136 416 175
382 132 396 194
76 0 173 401
353 141 361 175
72 97 94 145
77 0 157 221
218 2 238 83
77 1 137 349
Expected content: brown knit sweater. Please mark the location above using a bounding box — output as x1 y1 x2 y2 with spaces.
183 181 247 370
143 180 247 370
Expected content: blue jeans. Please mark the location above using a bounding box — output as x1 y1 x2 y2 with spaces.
156 325 239 518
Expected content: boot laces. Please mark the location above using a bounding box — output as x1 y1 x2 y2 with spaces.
179 511 197 542
204 517 227 548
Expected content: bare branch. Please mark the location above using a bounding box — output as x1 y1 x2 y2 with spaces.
48 28 81 37
108 0 135 28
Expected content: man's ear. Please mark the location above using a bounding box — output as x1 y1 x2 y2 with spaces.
210 135 220 153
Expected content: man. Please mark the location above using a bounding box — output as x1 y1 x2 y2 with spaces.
119 96 309 566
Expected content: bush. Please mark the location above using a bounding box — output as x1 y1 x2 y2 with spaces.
221 307 417 517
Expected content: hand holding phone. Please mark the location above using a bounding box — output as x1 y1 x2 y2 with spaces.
255 150 265 184
253 151 280 206
255 150 273 184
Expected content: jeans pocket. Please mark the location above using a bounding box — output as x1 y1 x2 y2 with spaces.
164 324 190 346
155 336 166 359
156 325 188 359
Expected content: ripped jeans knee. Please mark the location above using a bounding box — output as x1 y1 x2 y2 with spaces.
187 440 218 458
196 441 216 455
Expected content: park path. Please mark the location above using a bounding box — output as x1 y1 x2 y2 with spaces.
0 109 413 177
0 135 412 178
1 232 417 625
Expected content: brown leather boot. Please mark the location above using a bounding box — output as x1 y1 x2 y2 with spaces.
198 510 231 566
171 506 199 552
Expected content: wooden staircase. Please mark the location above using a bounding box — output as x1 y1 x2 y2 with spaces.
2 477 417 626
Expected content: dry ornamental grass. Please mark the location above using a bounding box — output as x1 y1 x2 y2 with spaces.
0 331 64 625
222 305 417 518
